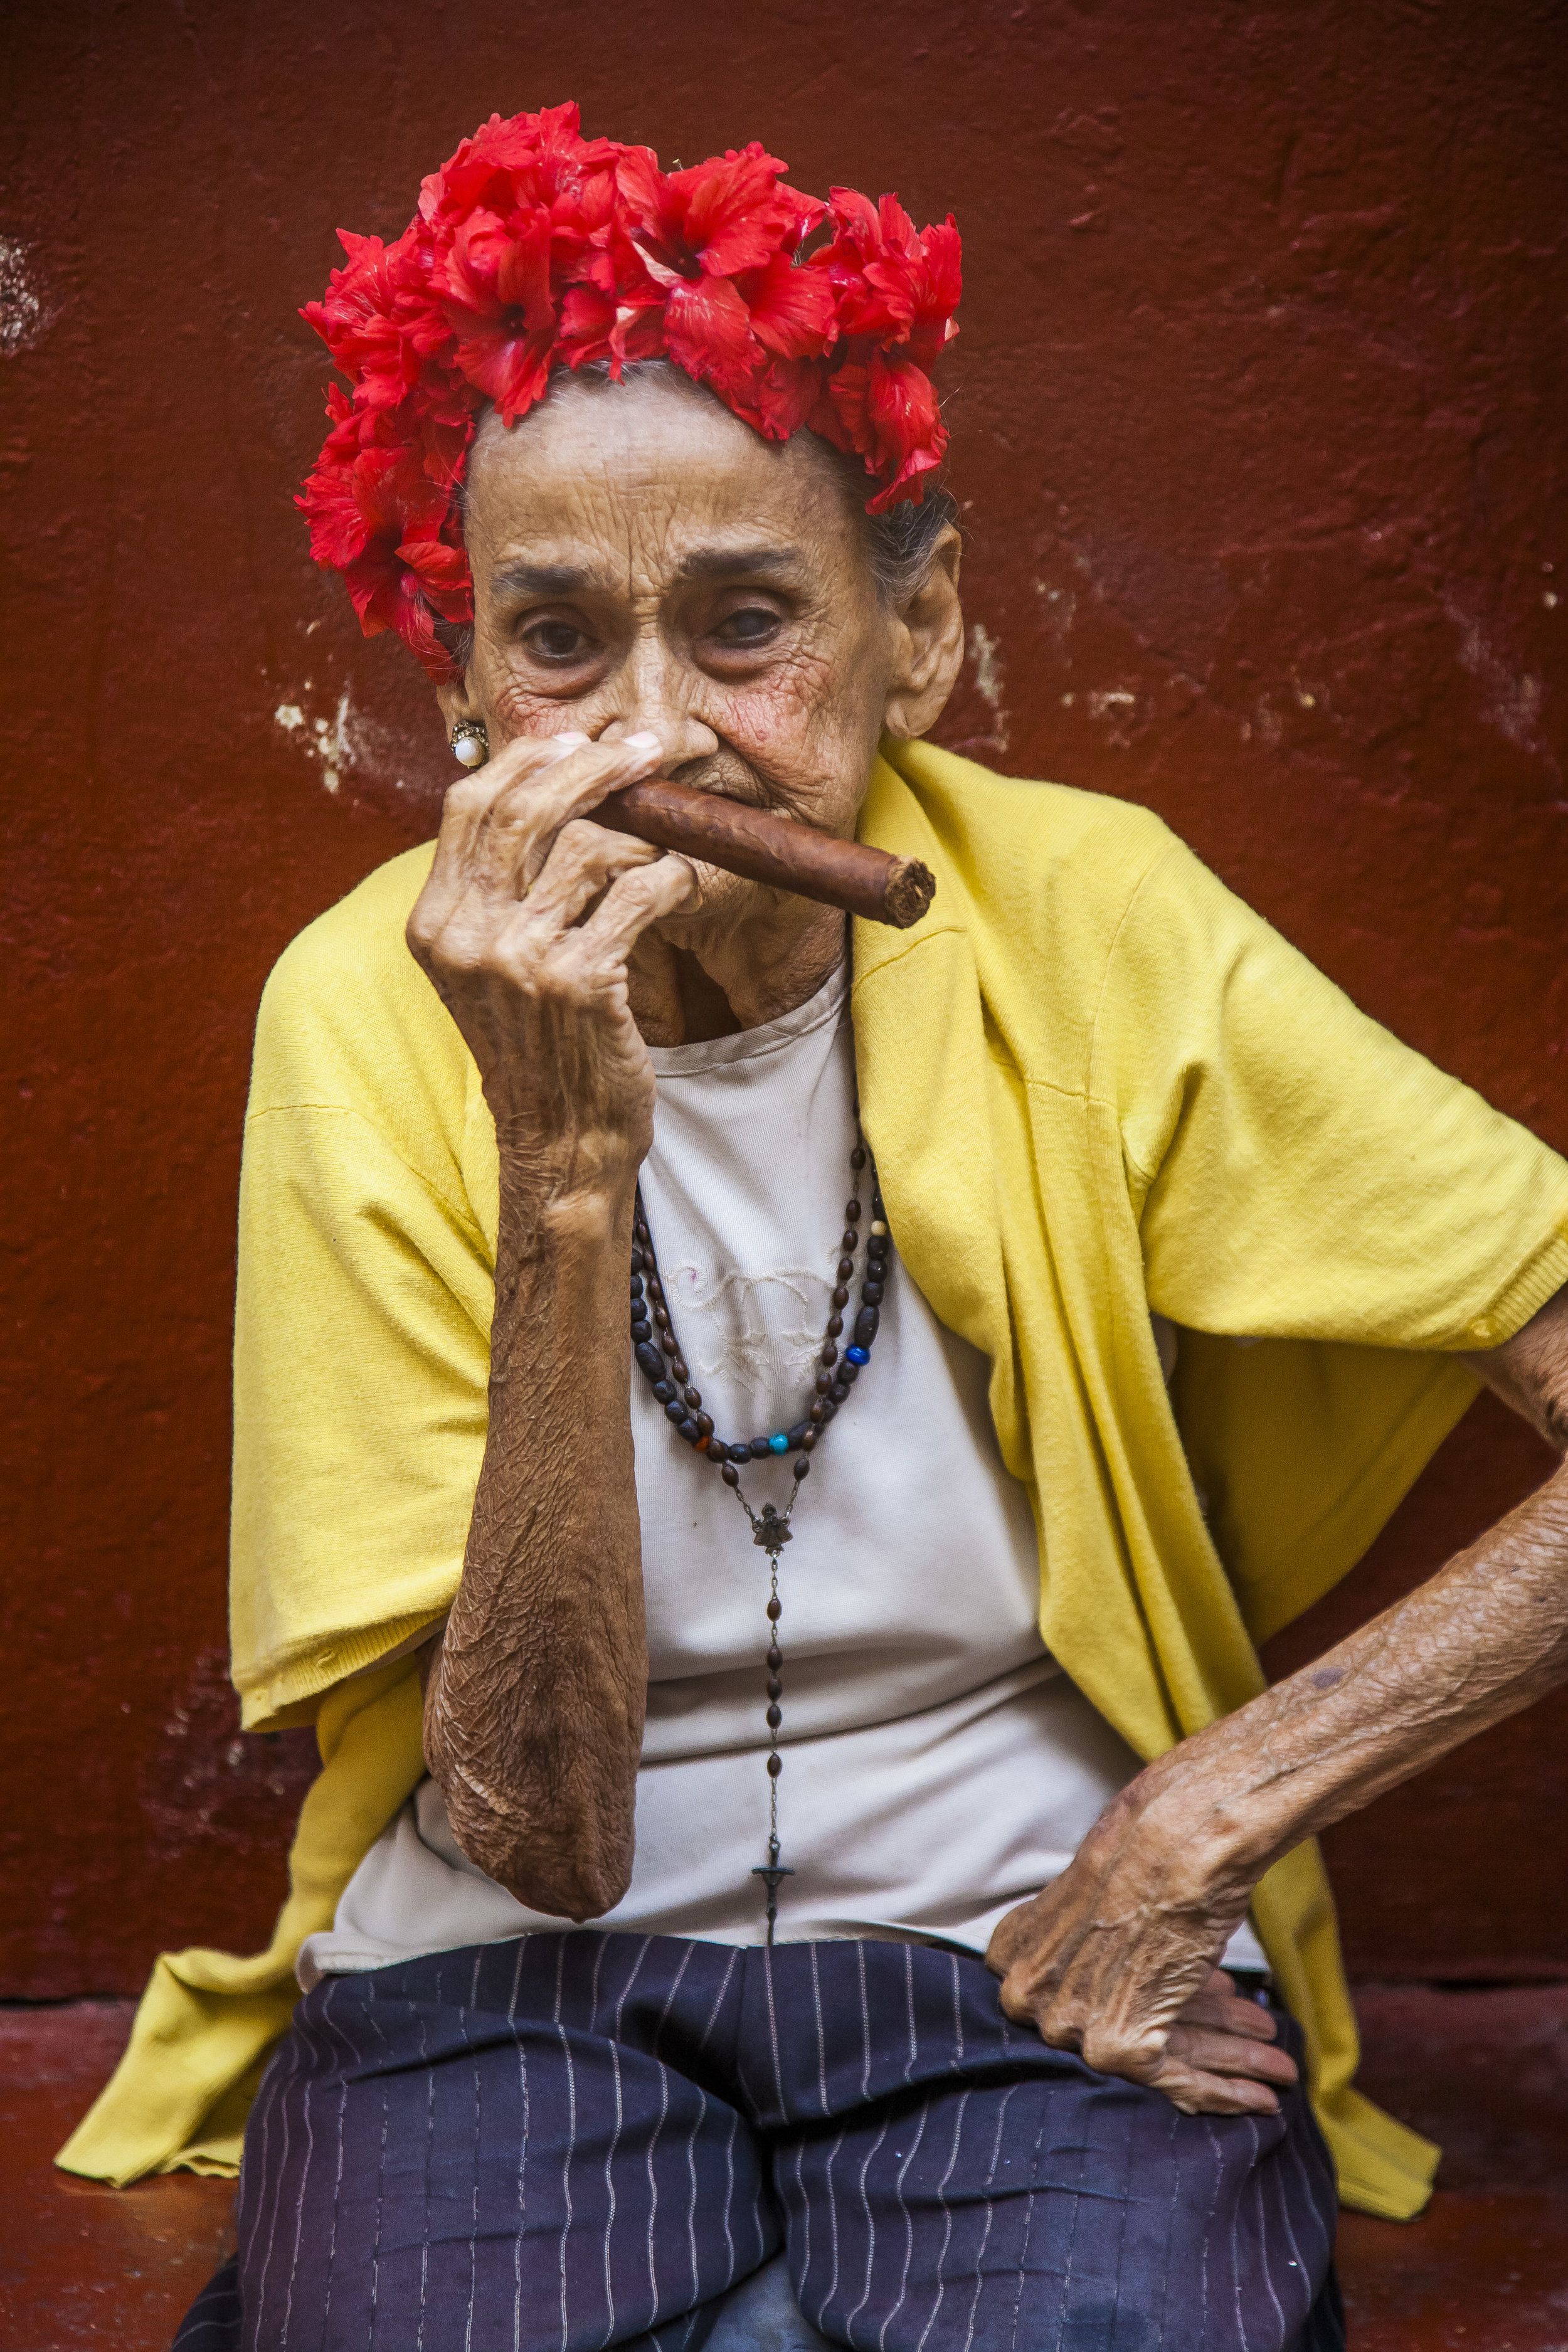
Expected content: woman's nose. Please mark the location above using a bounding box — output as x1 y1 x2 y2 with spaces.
596 642 719 767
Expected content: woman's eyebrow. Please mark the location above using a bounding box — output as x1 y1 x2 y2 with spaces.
676 546 803 583
490 560 593 600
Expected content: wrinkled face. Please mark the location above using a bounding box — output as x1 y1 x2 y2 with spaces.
444 368 958 934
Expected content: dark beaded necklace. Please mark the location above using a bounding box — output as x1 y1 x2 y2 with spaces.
630 1129 891 1944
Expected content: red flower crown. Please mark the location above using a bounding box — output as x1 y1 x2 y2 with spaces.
298 104 961 681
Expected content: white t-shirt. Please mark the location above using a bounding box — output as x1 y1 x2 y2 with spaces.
299 960 1264 1986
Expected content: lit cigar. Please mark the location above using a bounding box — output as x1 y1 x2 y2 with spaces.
593 779 936 930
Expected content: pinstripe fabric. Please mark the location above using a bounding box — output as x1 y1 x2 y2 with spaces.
172 1936 1343 2352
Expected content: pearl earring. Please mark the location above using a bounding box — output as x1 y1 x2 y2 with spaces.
450 719 489 768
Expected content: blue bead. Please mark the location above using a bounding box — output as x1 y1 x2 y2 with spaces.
845 1345 870 1365
769 1433 789 1454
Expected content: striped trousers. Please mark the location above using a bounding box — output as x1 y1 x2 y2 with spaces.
173 1933 1345 2352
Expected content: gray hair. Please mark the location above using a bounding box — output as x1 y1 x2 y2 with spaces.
430 363 957 675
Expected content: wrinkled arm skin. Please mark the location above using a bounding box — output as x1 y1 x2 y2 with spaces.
420 1182 648 1922
987 1281 1568 2116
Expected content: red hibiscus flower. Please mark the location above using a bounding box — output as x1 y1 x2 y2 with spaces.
809 189 961 371
614 146 834 435
298 406 470 676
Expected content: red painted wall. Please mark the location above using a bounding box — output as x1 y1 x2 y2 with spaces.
3 0 1564 1997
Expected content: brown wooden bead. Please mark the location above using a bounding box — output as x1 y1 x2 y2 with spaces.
766 1597 782 1621
850 1145 866 1169
800 1429 817 1451
836 1256 855 1281
766 1677 783 1700
766 1645 782 1671
845 1200 861 1222
826 1312 844 1336
684 1385 701 1408
767 1753 783 1778
808 1401 825 1423
722 1463 740 1486
766 1704 782 1730
814 1370 835 1395
820 1343 838 1367
695 1411 714 1436
793 1456 810 1480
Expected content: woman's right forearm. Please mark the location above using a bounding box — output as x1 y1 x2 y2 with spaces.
423 1160 648 1920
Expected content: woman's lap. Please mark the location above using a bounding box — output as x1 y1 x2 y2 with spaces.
174 1933 1342 2352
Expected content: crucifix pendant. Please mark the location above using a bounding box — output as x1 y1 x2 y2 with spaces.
751 1857 795 1947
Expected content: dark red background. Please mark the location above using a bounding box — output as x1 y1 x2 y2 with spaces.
3 0 1564 1999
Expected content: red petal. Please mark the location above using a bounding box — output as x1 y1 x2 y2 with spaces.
662 274 755 374
739 253 837 360
675 145 794 277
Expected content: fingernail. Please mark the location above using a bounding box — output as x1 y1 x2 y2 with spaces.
623 730 662 750
543 731 590 759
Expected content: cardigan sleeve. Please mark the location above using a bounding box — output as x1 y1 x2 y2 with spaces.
1094 840 1568 1352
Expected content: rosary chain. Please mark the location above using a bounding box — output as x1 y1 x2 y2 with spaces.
631 1125 891 1942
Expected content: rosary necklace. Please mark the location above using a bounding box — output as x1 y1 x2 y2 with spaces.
630 1131 891 1944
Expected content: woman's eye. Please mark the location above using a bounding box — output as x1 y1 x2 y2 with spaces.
523 620 591 662
711 607 780 647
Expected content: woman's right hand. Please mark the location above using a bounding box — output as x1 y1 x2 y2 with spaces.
406 727 699 1199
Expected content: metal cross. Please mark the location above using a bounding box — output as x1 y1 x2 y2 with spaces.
751 1860 795 1946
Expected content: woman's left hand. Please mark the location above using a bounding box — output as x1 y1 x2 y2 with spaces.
985 1777 1297 2116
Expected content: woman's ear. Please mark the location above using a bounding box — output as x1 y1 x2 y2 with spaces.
881 527 965 741
435 678 478 738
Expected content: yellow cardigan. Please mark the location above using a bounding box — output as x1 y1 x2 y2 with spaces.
60 741 1568 2217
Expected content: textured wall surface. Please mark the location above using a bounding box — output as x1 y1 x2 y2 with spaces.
3 0 1564 1996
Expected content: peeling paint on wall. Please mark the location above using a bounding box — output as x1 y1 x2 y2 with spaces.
0 238 50 354
965 620 1010 753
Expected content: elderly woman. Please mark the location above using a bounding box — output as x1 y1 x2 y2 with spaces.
64 108 1568 2352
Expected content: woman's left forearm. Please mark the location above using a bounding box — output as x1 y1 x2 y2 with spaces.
1138 1451 1568 1894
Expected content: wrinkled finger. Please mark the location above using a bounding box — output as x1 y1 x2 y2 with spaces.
1000 1978 1078 2043
575 852 702 953
1151 2061 1284 2119
1163 2021 1298 2084
519 818 663 931
1176 1989 1280 2043
428 731 586 867
479 730 669 896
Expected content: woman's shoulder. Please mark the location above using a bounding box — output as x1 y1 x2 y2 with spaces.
266 839 438 997
879 739 1184 913
248 840 467 1130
